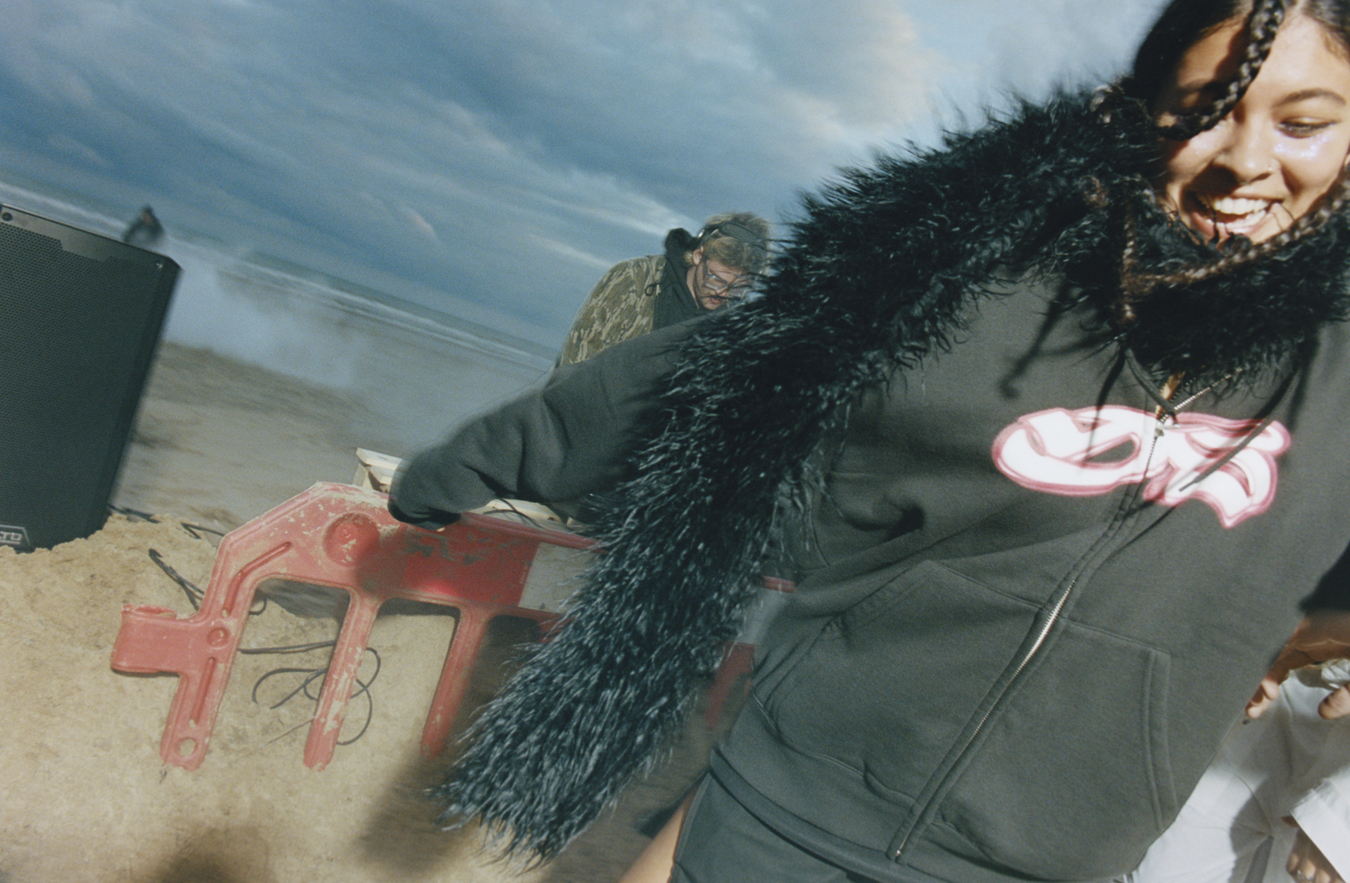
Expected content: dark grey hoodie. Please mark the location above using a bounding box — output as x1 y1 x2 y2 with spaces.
390 91 1350 881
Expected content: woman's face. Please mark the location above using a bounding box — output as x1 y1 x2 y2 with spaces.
1155 13 1350 244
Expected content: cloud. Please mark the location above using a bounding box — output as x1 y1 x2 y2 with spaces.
0 0 1164 341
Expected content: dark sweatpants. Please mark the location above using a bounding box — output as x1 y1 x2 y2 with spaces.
670 772 888 883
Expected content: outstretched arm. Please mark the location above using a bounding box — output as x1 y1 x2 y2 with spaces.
389 320 691 527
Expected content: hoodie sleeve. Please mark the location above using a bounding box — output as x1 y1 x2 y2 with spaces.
388 319 692 527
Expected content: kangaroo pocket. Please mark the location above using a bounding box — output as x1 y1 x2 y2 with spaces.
935 620 1177 881
759 560 1049 804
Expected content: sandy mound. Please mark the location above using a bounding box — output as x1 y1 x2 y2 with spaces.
0 345 720 882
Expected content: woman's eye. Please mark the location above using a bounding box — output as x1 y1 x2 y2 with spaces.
1281 119 1335 136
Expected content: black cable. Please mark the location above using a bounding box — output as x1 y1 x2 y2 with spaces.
493 499 554 531
240 640 339 656
145 546 266 614
247 644 381 746
108 504 160 523
145 546 381 748
108 502 226 539
181 522 226 540
148 548 203 609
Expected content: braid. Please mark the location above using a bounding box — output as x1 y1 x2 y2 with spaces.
1121 172 1350 302
1116 205 1147 326
1115 0 1350 313
1159 0 1288 139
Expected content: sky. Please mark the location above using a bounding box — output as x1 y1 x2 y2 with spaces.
0 0 1165 347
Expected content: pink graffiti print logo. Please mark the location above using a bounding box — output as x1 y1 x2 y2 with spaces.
992 406 1291 528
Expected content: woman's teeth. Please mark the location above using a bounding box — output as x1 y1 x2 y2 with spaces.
1192 194 1273 235
1207 196 1272 217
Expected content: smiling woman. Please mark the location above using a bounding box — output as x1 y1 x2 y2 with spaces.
1152 11 1350 243
386 0 1350 881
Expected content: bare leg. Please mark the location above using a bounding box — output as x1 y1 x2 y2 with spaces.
618 793 693 883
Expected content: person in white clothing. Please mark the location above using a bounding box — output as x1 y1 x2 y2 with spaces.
1123 662 1350 883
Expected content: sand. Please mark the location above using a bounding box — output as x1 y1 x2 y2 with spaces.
0 343 725 883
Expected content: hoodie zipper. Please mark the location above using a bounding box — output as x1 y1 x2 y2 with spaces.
888 574 1084 861
888 392 1174 862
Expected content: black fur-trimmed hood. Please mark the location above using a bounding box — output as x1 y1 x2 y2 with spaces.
431 88 1350 859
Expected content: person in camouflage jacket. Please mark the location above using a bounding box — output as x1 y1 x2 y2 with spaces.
557 212 770 365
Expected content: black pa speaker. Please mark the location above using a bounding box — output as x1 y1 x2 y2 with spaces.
0 204 180 551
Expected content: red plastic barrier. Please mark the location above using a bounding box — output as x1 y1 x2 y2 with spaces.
111 482 593 770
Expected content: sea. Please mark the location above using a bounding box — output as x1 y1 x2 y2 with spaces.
0 180 559 452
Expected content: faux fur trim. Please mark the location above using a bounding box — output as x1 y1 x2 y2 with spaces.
1108 193 1350 380
431 88 1350 859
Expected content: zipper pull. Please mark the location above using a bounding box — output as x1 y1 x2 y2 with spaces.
1153 371 1185 435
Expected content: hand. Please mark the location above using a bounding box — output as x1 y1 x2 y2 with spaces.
1286 826 1345 883
1247 611 1350 720
386 499 461 529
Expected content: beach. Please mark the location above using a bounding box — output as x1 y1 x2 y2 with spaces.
0 340 724 882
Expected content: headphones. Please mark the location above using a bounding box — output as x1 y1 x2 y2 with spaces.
698 220 768 252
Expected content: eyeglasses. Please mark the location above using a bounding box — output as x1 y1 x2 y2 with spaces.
699 260 753 296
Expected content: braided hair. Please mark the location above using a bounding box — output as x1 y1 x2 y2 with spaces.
1115 0 1350 321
